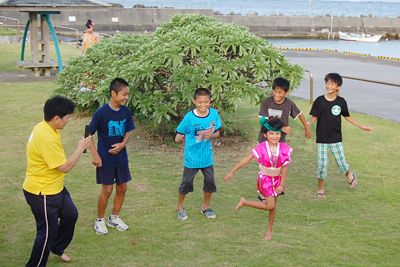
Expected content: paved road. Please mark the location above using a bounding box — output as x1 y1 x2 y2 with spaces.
283 50 400 123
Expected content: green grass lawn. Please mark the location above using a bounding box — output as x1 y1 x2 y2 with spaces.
0 43 81 72
0 78 399 266
0 27 19 36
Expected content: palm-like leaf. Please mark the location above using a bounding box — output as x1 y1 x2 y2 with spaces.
54 13 304 135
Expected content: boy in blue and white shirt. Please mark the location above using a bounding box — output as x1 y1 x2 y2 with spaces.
175 88 222 220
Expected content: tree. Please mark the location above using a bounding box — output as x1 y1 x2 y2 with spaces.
54 14 304 134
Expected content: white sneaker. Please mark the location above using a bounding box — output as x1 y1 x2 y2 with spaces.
107 215 129 231
94 219 108 235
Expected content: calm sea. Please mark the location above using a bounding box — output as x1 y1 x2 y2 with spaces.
102 0 400 58
106 0 400 17
268 38 400 58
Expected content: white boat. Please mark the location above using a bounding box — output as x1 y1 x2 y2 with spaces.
338 31 382 43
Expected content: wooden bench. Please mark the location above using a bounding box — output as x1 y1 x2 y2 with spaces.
14 60 66 77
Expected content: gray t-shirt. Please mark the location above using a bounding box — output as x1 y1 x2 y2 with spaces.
257 96 301 143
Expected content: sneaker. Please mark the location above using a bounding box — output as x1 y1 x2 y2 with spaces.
107 215 129 231
177 208 188 220
201 208 216 219
94 219 108 235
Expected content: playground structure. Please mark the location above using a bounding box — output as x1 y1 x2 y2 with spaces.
0 0 109 76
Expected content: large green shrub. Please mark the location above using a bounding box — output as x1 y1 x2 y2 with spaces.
54 14 304 133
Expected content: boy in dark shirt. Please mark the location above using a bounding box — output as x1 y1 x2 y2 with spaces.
89 78 135 234
308 73 371 198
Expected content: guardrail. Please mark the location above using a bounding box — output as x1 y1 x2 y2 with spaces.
54 25 79 47
341 76 400 88
339 76 400 96
305 73 400 103
0 16 21 34
98 32 112 38
82 30 112 38
0 23 82 47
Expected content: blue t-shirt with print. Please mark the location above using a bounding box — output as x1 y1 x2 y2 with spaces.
177 108 222 169
89 103 135 167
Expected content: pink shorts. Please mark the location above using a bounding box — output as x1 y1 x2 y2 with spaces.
257 175 285 197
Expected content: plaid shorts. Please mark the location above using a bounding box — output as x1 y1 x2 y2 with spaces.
317 142 350 179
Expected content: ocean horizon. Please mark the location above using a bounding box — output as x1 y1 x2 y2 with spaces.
103 0 400 18
268 38 400 58
99 0 400 58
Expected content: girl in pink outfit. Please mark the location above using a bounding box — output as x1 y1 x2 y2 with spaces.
224 117 293 240
82 19 100 54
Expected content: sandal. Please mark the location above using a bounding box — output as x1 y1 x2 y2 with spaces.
349 172 357 189
316 192 326 198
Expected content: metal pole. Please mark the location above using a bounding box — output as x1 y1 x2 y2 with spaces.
342 76 400 87
21 18 30 61
53 25 80 48
306 70 314 103
44 14 63 71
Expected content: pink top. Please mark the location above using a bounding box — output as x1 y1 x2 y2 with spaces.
252 141 293 196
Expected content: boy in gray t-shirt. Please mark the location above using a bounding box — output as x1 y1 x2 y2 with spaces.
258 77 312 143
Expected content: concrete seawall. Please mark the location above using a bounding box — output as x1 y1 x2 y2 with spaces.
1 8 399 38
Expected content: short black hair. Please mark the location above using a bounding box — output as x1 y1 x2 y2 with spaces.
44 96 75 122
272 77 290 92
110 78 129 95
324 73 343 86
85 19 93 28
194 88 211 99
261 117 284 134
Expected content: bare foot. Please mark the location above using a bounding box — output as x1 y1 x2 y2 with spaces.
263 232 272 241
60 254 70 262
235 197 246 212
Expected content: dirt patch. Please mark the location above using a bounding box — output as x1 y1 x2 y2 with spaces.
0 70 58 83
126 126 251 155
129 183 150 191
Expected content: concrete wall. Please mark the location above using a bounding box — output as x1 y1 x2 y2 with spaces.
1 8 399 37
216 14 400 35
0 8 214 33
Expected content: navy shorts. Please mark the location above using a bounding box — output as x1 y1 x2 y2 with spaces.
178 165 217 195
96 164 132 185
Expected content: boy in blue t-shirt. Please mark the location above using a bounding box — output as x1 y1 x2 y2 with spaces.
88 78 135 235
175 88 222 220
